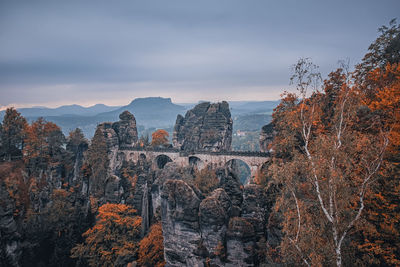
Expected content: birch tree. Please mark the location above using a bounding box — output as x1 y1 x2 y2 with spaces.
271 58 390 266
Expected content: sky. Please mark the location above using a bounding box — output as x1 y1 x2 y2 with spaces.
0 0 399 109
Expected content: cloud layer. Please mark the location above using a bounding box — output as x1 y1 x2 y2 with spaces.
0 0 399 107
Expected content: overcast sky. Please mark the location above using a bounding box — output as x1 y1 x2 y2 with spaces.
0 0 399 108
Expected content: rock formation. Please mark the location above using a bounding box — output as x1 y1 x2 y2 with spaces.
155 164 273 266
161 179 203 266
96 111 139 173
0 182 21 267
93 111 139 202
112 111 139 148
199 188 231 265
173 102 233 152
259 123 276 152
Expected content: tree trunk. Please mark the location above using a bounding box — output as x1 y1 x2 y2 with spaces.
335 247 342 267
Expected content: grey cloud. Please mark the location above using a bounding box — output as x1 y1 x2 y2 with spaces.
0 0 399 106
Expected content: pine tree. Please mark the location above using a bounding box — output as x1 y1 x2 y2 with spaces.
1 108 27 160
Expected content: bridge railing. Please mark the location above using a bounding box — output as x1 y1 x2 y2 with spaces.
119 146 180 153
119 146 270 158
191 150 270 157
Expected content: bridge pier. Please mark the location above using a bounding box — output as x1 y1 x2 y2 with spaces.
249 166 259 184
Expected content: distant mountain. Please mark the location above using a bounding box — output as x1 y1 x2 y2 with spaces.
1 98 279 138
229 100 280 116
1 97 186 137
93 97 186 127
233 114 272 131
0 103 121 118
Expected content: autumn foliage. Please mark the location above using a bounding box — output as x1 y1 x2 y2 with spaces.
266 21 400 266
151 129 169 147
138 222 165 267
71 203 142 267
23 118 65 174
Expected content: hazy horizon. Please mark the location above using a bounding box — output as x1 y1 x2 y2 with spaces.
0 96 281 111
1 0 399 109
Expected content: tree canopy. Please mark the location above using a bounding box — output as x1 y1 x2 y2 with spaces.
151 129 169 147
71 203 142 267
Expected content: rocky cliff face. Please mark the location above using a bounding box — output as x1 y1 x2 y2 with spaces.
173 102 232 151
161 179 204 266
154 163 273 266
0 182 21 267
259 123 276 152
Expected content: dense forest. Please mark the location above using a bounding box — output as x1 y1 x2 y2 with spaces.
0 20 399 267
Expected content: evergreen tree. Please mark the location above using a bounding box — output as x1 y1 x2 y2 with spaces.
66 128 88 155
1 108 27 161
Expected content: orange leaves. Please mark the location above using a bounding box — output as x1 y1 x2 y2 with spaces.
23 117 65 172
269 58 399 265
151 129 169 147
71 203 142 267
366 63 400 151
138 222 165 267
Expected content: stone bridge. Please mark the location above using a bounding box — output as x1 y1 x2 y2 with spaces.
119 147 270 182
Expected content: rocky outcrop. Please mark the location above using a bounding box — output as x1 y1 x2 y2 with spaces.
199 189 231 251
112 111 138 148
161 179 203 266
98 122 120 151
158 164 274 266
241 185 267 236
259 123 276 152
93 111 140 203
226 217 256 266
173 102 232 152
217 167 243 217
97 111 139 175
0 182 21 267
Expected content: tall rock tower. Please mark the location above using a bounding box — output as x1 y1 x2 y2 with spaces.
112 110 139 148
173 101 233 152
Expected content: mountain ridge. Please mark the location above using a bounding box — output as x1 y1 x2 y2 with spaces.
1 97 279 137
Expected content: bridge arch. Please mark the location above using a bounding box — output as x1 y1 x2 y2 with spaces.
225 159 251 185
189 156 204 170
155 154 173 169
119 148 270 180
